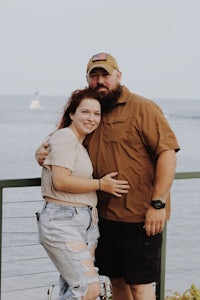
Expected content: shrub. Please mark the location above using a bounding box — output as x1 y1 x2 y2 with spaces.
165 284 200 300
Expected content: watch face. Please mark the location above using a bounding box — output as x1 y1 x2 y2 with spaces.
151 200 165 209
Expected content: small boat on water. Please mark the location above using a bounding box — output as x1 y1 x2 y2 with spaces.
29 91 44 110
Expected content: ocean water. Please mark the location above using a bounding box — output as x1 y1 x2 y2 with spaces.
0 94 200 299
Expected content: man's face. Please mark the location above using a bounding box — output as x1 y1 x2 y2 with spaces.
86 68 122 98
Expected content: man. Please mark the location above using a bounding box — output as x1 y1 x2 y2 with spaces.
36 52 180 300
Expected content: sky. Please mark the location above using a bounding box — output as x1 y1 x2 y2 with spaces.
0 0 200 99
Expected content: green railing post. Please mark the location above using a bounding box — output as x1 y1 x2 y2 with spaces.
155 171 200 300
0 177 41 300
156 223 167 300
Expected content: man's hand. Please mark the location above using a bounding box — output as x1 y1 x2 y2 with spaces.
35 142 50 166
144 206 166 236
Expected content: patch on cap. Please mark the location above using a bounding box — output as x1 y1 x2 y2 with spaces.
92 53 107 62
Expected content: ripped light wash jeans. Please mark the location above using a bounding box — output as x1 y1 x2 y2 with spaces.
36 202 100 300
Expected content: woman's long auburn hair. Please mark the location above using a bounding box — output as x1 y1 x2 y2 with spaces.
57 88 100 129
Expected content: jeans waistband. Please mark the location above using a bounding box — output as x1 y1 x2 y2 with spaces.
44 201 98 227
45 197 89 207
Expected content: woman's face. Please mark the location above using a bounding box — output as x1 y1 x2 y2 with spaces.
70 98 101 142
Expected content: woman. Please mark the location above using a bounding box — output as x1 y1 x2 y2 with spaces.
36 88 130 300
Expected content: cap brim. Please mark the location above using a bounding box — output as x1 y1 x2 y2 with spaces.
87 63 114 75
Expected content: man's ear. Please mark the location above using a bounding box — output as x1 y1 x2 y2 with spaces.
117 71 122 81
86 74 89 84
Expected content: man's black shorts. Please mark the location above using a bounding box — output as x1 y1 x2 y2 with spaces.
95 218 162 284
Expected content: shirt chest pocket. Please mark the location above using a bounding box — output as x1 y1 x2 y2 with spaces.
103 116 131 142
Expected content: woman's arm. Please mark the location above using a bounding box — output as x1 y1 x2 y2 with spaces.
52 166 130 197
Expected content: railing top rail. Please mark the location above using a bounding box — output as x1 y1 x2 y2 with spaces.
174 171 200 179
0 178 41 189
0 172 200 189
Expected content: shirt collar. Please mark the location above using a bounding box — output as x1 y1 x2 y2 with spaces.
116 86 130 104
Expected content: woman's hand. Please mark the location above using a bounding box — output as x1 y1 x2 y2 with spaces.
100 172 130 197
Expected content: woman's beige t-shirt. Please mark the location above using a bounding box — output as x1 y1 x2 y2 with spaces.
41 127 98 207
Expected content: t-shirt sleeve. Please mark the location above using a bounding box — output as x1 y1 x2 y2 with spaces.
43 129 76 171
139 102 180 155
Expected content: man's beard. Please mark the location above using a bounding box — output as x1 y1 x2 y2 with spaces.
94 84 123 115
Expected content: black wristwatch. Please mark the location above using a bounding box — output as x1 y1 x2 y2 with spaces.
151 200 166 209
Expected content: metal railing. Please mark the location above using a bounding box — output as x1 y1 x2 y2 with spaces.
0 172 200 300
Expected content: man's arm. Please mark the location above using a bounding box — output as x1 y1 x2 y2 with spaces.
35 142 50 166
144 149 177 236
